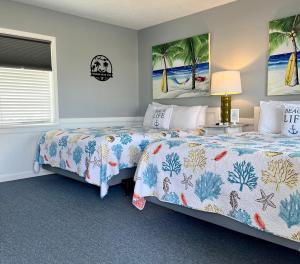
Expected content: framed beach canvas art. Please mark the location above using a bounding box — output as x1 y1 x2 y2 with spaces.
268 14 300 95
152 33 210 99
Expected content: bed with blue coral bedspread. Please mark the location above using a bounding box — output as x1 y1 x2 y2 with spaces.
132 132 300 244
34 125 192 197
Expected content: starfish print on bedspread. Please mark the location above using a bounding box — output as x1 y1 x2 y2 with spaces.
181 173 193 190
255 189 276 211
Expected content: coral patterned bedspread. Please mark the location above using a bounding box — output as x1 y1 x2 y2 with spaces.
132 132 300 243
34 126 191 198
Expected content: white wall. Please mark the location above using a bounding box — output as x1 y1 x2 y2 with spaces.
0 128 53 182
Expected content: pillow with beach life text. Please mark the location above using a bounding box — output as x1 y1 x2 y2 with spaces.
151 107 173 129
281 104 300 137
143 103 174 127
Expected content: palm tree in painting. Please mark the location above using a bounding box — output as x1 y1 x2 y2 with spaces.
175 34 209 89
152 43 179 93
94 61 101 72
269 15 300 86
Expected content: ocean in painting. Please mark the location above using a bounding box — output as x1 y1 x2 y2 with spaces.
268 51 300 70
153 62 210 99
268 51 300 95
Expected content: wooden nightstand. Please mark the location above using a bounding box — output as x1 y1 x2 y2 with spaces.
204 124 248 136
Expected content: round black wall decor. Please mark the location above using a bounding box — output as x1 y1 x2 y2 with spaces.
90 55 113 81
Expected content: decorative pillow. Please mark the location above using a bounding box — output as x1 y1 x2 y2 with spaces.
281 104 300 136
153 102 207 129
143 103 172 127
258 101 283 134
151 107 173 129
143 104 155 127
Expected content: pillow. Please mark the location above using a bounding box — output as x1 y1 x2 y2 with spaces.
143 104 170 127
281 104 300 136
258 101 283 134
151 107 173 129
143 103 172 127
195 106 208 127
153 102 207 129
169 106 205 129
143 104 154 127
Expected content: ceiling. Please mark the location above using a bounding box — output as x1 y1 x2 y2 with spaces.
12 0 237 30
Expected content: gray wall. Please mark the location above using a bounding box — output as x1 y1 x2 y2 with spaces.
0 0 139 118
138 0 300 118
2 0 300 119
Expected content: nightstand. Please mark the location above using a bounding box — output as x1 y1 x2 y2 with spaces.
204 124 248 136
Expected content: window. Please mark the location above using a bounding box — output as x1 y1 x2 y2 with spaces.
0 28 57 127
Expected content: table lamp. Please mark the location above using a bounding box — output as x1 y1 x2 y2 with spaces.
211 71 242 124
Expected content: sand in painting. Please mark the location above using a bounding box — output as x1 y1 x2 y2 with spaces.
153 62 210 99
268 51 300 95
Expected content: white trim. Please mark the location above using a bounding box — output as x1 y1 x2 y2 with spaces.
0 117 144 134
0 28 55 42
50 38 59 125
60 116 144 128
0 168 53 183
0 27 59 127
0 123 59 134
0 115 255 134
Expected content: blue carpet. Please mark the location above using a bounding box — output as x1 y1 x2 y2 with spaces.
0 174 299 264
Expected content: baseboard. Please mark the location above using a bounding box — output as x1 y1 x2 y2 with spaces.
0 168 53 183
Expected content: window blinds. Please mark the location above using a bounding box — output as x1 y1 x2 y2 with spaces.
0 35 52 71
0 67 54 126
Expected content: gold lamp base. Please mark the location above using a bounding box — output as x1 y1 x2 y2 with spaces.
220 95 231 124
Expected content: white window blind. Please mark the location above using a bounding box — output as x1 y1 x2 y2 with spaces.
0 67 55 126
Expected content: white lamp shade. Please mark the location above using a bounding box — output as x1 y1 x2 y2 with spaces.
211 71 242 95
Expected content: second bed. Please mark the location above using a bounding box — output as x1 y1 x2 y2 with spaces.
132 132 300 250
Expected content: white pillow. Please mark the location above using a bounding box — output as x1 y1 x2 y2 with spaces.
195 106 208 127
151 107 173 129
281 104 300 136
143 104 155 127
152 102 207 129
258 101 283 134
143 103 172 127
169 106 204 129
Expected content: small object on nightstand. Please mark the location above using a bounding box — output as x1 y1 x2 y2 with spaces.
231 109 240 125
204 123 248 136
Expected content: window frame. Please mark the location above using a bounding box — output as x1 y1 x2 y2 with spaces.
0 27 59 129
